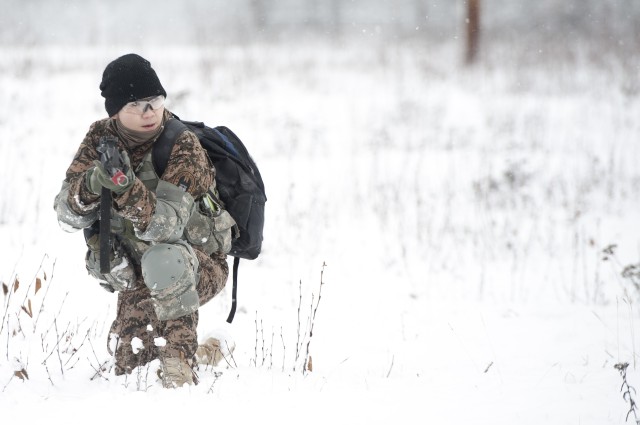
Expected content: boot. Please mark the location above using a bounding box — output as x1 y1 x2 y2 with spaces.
195 337 234 367
160 357 194 388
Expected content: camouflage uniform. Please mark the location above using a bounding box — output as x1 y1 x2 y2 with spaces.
54 109 229 375
107 249 227 375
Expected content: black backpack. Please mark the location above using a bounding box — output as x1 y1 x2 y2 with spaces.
153 117 266 322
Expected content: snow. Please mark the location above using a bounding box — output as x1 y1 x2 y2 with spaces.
131 337 144 354
1 7 640 425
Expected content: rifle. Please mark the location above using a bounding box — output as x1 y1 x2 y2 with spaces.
96 136 128 274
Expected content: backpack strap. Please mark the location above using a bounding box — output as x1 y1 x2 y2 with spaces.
226 257 240 323
153 118 189 177
154 117 241 324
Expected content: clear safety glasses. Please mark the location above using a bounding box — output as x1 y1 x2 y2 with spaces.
122 95 165 114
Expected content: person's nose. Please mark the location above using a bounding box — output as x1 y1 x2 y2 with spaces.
142 104 155 117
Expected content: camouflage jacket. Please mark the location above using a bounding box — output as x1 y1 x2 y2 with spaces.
54 109 214 262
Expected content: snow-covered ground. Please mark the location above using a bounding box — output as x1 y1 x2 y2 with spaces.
1 35 640 424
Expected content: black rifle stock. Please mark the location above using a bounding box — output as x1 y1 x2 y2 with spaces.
96 136 124 274
98 188 111 274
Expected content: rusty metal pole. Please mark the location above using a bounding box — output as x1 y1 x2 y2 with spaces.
465 0 481 64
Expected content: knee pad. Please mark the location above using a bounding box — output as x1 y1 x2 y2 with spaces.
141 242 200 321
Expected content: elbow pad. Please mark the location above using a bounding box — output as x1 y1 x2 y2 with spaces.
135 180 194 243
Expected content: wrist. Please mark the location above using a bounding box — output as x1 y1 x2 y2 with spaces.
112 177 135 195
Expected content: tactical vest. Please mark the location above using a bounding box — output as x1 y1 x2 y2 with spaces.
136 150 162 192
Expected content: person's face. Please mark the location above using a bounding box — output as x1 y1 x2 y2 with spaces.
115 95 165 132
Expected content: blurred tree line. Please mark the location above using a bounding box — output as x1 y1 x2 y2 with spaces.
1 0 638 63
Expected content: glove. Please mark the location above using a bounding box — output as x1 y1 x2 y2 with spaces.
86 151 135 195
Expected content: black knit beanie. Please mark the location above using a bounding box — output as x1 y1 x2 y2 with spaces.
99 54 167 117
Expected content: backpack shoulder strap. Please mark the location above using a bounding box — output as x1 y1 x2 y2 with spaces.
153 118 190 176
155 118 242 324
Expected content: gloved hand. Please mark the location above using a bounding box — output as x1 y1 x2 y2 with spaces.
86 151 135 195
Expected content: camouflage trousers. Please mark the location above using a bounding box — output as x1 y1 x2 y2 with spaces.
107 250 228 376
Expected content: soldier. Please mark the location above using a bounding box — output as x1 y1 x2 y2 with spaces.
54 54 235 388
